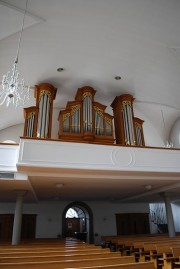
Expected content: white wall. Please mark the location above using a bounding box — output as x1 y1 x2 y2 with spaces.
1 200 180 243
0 124 23 144
134 102 180 148
172 203 180 232
0 200 149 243
88 201 149 244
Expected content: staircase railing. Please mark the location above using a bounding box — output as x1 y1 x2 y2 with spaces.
149 203 168 233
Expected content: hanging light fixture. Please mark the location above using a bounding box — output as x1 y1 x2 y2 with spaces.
0 0 30 107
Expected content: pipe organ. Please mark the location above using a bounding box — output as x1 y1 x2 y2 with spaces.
23 83 57 139
23 82 144 146
111 94 145 146
58 86 114 144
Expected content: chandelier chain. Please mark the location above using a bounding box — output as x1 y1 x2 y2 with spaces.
1 0 30 107
16 0 29 63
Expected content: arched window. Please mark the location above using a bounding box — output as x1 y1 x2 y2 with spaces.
62 202 94 243
66 207 85 219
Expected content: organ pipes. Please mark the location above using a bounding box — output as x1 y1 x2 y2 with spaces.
59 86 114 144
23 107 38 138
23 83 144 147
26 112 35 137
134 118 145 146
111 94 145 146
23 83 57 139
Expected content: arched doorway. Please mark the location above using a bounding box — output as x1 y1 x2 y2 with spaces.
62 202 94 243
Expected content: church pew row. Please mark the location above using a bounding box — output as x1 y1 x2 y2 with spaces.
0 256 136 269
102 235 180 250
75 262 155 269
0 249 111 257
0 246 107 253
0 238 88 247
102 235 180 254
137 244 180 269
164 247 180 269
0 241 92 249
0 251 122 263
101 235 180 268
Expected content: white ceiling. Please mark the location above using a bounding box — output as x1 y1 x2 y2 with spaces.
1 0 180 203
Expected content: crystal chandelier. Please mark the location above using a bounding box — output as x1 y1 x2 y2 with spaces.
0 0 30 107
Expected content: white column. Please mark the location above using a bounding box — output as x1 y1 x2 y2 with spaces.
12 191 27 245
162 193 176 237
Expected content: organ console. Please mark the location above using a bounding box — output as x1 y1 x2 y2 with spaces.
58 86 114 144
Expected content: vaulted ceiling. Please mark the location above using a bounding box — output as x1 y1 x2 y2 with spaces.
0 0 180 141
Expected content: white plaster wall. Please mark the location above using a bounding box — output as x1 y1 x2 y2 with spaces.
0 200 149 242
0 124 23 143
170 118 180 148
172 203 180 232
134 102 180 148
88 201 149 244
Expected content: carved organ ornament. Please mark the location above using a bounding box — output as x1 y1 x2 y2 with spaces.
58 86 114 144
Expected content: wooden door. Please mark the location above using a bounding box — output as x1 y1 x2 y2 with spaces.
116 213 150 235
0 214 36 241
65 218 80 238
21 214 36 239
0 214 14 241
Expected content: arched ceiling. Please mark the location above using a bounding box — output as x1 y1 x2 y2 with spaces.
0 0 180 144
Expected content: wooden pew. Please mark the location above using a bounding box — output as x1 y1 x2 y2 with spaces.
0 251 121 263
0 243 97 251
0 255 135 269
0 246 108 255
169 247 180 269
76 261 155 269
102 235 180 256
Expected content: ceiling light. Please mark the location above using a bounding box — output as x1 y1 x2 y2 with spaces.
145 185 152 190
57 68 64 72
0 0 30 107
114 76 121 80
55 183 64 188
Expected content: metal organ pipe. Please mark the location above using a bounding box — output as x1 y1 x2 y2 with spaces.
123 104 129 144
28 115 34 137
44 96 50 138
37 94 50 138
128 106 135 145
127 104 133 145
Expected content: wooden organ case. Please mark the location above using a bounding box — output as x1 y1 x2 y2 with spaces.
111 94 145 146
134 117 145 146
23 83 57 139
58 86 114 144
